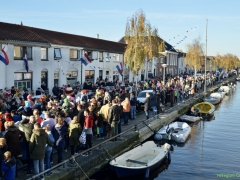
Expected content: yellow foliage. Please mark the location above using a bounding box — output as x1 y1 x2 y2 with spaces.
184 38 204 74
124 9 165 74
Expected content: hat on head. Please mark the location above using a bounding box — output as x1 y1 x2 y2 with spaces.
63 98 69 103
65 84 73 95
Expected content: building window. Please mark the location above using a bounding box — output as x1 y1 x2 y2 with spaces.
105 71 109 80
99 70 103 80
54 71 59 86
113 70 119 82
85 70 94 83
41 48 48 60
99 52 103 62
14 72 32 91
106 53 110 62
14 46 32 60
54 48 62 60
85 51 92 60
113 54 119 61
70 49 78 60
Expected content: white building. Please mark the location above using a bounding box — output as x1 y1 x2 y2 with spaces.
0 22 125 91
177 51 186 75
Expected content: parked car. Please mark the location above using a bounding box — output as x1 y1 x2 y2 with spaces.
222 73 228 78
137 90 153 109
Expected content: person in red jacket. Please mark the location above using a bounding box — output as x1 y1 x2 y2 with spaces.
82 109 94 157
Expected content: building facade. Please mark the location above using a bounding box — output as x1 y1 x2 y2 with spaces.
0 22 126 91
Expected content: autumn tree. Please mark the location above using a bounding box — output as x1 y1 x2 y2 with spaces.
124 9 165 74
215 53 240 71
184 38 204 77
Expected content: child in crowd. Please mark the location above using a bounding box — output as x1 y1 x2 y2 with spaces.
2 151 16 180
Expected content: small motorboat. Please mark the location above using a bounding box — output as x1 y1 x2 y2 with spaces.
218 86 230 94
204 96 221 105
236 76 240 81
179 114 201 123
191 102 215 117
109 141 170 178
154 122 191 143
210 92 225 100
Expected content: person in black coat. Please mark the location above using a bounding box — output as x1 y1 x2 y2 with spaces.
156 91 162 113
52 84 60 97
77 104 85 129
35 88 42 96
150 90 157 115
143 92 151 120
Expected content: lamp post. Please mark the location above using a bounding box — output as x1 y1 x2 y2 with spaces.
162 64 168 85
159 51 168 85
204 19 208 94
135 68 139 96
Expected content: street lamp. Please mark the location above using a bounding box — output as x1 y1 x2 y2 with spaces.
159 51 168 85
162 64 168 85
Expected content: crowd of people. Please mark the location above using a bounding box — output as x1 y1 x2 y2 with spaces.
0 72 220 179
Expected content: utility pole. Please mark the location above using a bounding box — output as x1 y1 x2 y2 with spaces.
204 19 208 94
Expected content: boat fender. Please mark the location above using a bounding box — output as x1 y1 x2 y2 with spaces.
145 168 150 179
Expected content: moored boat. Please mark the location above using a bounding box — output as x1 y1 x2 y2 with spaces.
179 114 201 123
218 86 230 94
109 141 170 178
154 122 191 143
204 96 221 105
210 92 225 100
191 102 215 117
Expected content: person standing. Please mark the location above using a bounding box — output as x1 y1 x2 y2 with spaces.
82 109 94 157
121 97 130 125
4 121 25 161
143 92 151 120
99 100 111 138
19 116 35 175
130 93 136 120
150 90 157 115
77 104 85 130
44 124 55 176
41 111 56 130
52 117 68 165
29 123 53 177
52 84 60 98
69 116 82 157
108 99 121 141
2 151 16 180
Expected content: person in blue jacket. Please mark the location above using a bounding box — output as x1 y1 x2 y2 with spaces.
2 151 16 180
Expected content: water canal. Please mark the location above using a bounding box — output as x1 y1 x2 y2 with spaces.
91 82 240 180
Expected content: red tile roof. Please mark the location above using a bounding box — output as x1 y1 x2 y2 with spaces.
0 22 126 53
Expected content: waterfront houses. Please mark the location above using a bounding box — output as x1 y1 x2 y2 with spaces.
0 22 126 91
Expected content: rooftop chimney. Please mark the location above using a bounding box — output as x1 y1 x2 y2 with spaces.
97 34 99 39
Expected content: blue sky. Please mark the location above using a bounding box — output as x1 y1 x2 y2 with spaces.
1 0 240 58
